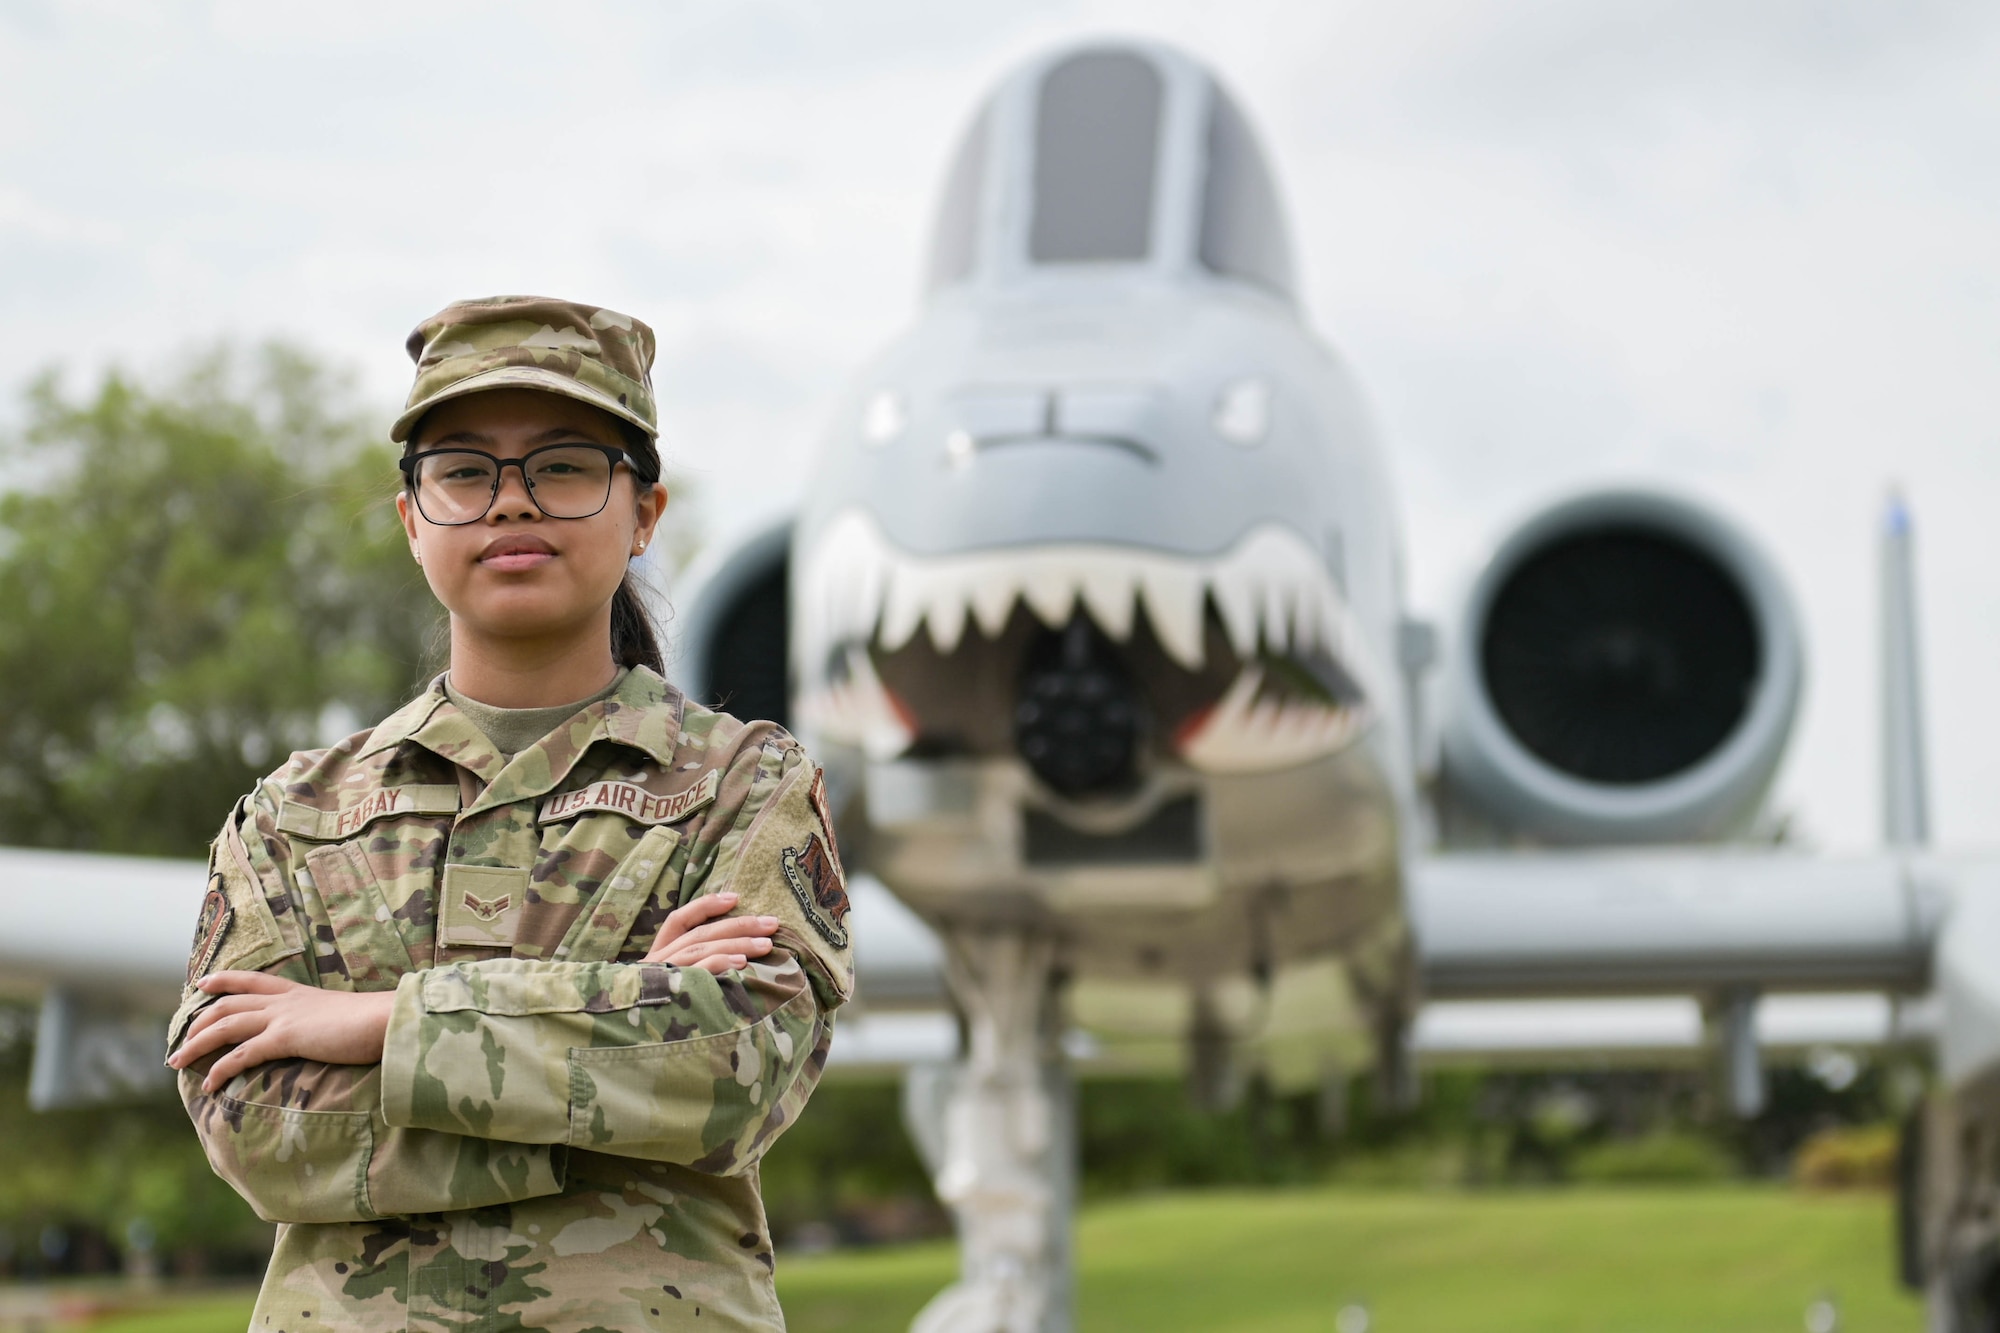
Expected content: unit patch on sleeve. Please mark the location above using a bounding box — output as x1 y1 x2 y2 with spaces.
188 881 234 986
538 770 720 826
807 766 844 867
781 834 851 949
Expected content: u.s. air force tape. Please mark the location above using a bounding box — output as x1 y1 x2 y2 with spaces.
537 770 720 826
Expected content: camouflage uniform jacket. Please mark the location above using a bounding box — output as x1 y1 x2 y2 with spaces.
166 667 855 1332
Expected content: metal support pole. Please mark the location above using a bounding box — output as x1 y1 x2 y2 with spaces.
1705 986 1765 1120
28 987 172 1111
911 926 1073 1333
1185 988 1239 1114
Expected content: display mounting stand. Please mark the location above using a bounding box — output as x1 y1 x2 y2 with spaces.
910 926 1074 1333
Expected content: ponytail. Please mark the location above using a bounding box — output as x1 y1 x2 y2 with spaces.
609 419 667 675
610 421 667 676
610 570 665 674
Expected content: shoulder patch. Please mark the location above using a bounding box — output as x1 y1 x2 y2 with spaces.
188 881 233 985
807 767 844 868
538 769 719 826
781 833 850 948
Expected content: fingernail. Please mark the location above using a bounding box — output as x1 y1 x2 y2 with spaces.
718 892 739 901
760 916 779 928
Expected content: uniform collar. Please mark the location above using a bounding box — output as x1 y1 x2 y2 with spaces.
357 678 452 759
358 666 687 814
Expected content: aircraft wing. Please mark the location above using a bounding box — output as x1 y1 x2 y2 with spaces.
0 845 203 1005
0 845 205 1108
1411 849 1940 999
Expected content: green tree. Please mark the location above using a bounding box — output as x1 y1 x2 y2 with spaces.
0 344 435 857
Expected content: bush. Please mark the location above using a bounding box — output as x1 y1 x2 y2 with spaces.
0 1016 271 1278
1570 1132 1735 1186
1792 1123 1898 1190
1327 1140 1470 1190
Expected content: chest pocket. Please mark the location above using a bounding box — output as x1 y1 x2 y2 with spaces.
546 823 683 964
282 786 457 991
302 841 417 991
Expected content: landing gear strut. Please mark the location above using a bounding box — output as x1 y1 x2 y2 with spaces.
909 926 1075 1333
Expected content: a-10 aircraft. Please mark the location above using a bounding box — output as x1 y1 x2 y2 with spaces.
3 34 1996 1333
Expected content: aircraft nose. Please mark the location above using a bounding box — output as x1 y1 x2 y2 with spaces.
942 385 1165 466
847 376 1271 557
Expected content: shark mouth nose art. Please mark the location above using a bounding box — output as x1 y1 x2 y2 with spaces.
795 509 1381 775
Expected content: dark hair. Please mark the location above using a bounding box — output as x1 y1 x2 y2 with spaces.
404 406 668 676
610 420 667 674
611 570 665 673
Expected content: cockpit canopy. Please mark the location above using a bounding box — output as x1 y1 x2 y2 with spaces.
925 45 1297 301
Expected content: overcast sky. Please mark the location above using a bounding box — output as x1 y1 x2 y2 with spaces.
2 0 1995 852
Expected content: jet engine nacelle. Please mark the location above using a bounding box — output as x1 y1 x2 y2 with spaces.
665 516 794 732
1440 490 1802 845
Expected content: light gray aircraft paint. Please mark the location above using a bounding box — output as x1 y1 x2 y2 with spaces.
676 37 1975 1330
4 32 1995 1332
782 43 1416 1082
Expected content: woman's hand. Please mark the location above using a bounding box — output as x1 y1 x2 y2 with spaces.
168 973 395 1094
643 892 779 974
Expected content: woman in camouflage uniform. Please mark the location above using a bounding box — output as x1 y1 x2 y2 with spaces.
165 296 854 1332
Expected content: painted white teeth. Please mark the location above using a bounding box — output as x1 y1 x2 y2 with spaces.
1177 666 1365 774
878 566 929 652
794 509 1380 696
970 569 1018 638
1021 564 1079 631
1076 563 1135 640
1207 558 1262 660
1136 562 1205 669
796 645 915 760
925 581 970 654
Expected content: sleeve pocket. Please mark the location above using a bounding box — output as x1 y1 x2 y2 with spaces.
565 1040 721 1166
197 1097 377 1224
196 1090 568 1222
366 1132 566 1216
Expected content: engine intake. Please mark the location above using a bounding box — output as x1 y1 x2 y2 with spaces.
1442 492 1801 844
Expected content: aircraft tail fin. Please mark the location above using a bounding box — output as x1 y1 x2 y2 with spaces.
1881 488 1930 848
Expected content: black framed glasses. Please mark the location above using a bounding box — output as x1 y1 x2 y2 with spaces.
398 444 639 525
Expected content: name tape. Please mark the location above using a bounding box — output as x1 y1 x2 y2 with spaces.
278 784 461 841
538 770 720 827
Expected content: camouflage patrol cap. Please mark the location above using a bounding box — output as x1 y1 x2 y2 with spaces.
393 295 659 447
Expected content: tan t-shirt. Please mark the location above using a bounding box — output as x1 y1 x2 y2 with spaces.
444 667 627 759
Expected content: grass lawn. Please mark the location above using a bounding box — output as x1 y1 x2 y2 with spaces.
54 1187 1922 1332
776 1187 1922 1333
86 1294 262 1333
